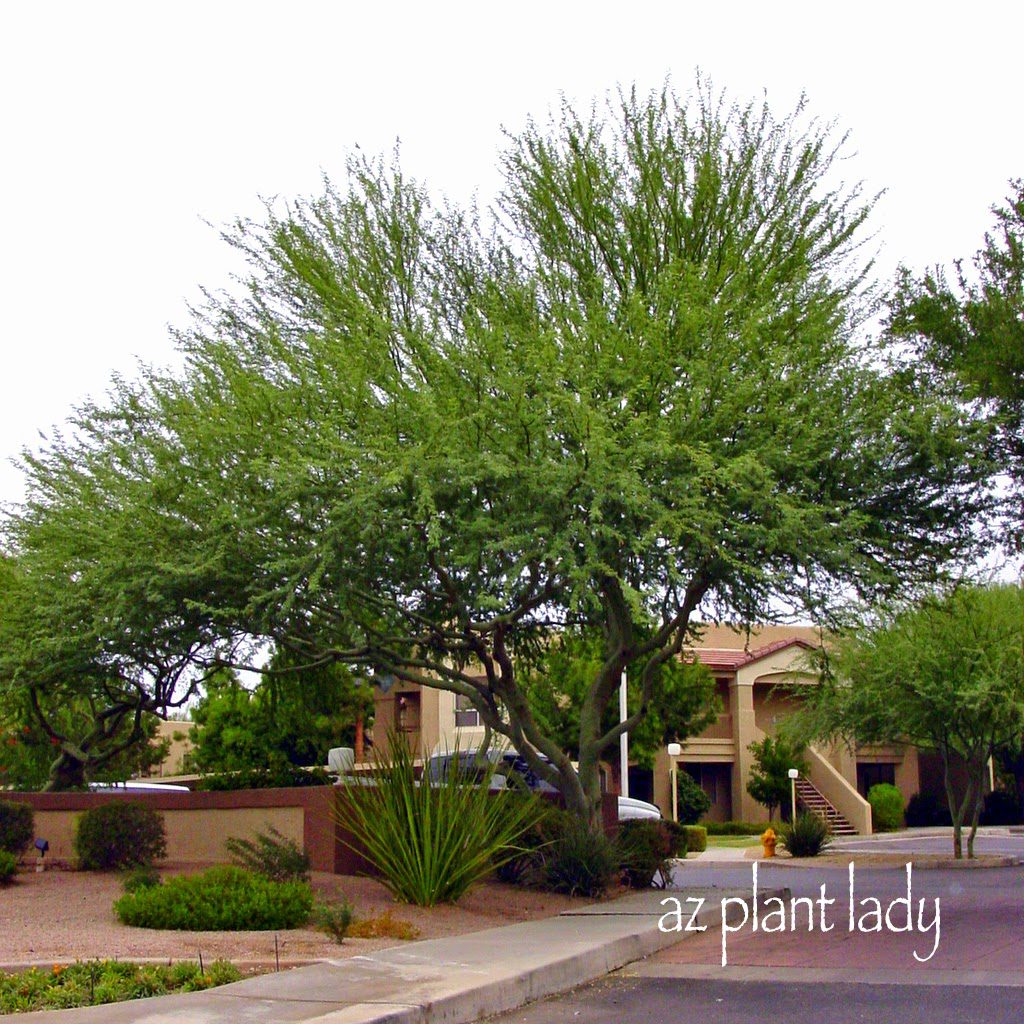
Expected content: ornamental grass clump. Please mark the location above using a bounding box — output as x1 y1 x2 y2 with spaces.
332 736 546 906
779 812 832 858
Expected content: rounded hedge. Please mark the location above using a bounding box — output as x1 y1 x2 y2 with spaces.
0 800 34 856
681 824 707 853
114 866 313 930
74 802 167 870
867 784 904 832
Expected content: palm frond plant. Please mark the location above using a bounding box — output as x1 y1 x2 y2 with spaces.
331 734 547 906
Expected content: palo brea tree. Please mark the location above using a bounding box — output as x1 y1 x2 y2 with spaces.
3 84 990 820
0 432 247 790
801 584 1024 858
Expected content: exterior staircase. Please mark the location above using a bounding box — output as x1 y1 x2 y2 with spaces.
794 777 858 835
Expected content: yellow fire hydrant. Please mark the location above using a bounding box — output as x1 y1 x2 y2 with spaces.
761 827 777 859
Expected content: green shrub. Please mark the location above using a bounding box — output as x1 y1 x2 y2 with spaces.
121 865 161 893
0 800 34 856
682 824 707 853
867 783 905 831
905 792 951 827
195 765 331 791
225 826 311 882
75 802 166 871
779 812 832 857
0 850 17 885
0 959 241 1013
311 898 353 943
662 820 689 857
675 771 711 824
539 816 618 897
113 866 313 930
616 819 674 888
494 803 565 885
980 789 1022 826
332 735 546 906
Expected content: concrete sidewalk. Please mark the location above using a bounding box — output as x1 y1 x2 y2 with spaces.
12 886 783 1024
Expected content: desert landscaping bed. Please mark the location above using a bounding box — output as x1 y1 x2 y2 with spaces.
0 864 586 968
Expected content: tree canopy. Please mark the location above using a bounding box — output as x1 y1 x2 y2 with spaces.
0 84 990 815
888 178 1023 550
801 583 1024 857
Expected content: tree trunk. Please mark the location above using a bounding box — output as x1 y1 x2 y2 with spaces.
44 750 88 791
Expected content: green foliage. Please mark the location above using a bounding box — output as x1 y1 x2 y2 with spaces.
616 819 674 888
888 179 1024 548
74 802 167 871
867 783 905 831
0 850 17 884
539 816 619 897
0 83 988 827
225 825 311 883
803 584 1024 858
681 825 707 853
113 866 313 930
779 812 832 857
522 629 717 771
746 737 809 821
332 735 547 906
311 898 354 943
120 865 161 893
194 764 331 791
905 792 951 828
493 803 566 885
0 691 169 793
0 800 34 855
186 658 372 777
675 771 712 825
662 820 688 857
0 959 241 1013
981 789 1022 826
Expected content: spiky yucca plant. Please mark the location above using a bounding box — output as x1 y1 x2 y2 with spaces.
331 736 546 906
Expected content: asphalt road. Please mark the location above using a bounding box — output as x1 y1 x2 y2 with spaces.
484 975 1024 1024
834 834 1024 857
484 860 1024 1024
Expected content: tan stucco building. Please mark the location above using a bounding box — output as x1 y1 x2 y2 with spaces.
370 624 925 835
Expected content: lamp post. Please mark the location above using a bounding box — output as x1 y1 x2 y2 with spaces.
619 669 629 799
667 742 682 822
788 767 799 823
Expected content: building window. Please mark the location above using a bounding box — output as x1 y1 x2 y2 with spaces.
454 693 480 728
395 692 421 733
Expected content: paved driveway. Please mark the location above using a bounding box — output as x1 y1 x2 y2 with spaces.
661 861 1024 972
833 831 1024 858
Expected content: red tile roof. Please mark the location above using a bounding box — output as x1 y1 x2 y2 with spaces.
689 636 817 672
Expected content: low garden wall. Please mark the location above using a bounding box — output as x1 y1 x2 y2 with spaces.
6 788 619 873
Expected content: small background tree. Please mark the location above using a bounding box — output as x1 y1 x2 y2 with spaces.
746 736 809 822
801 584 1024 858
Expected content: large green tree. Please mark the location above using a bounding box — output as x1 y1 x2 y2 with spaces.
888 179 1023 548
802 584 1024 858
186 656 373 775
2 85 989 821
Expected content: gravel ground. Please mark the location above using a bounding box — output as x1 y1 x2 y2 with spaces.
0 863 587 969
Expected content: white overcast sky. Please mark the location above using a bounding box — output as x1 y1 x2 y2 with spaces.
1 1 1022 509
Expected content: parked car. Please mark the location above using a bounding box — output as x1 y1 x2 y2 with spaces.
425 748 662 820
88 781 191 792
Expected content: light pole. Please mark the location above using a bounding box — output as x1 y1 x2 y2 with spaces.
668 742 682 822
788 767 799 823
620 669 629 799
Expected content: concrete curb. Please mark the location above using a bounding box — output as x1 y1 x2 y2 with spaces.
8 888 787 1024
